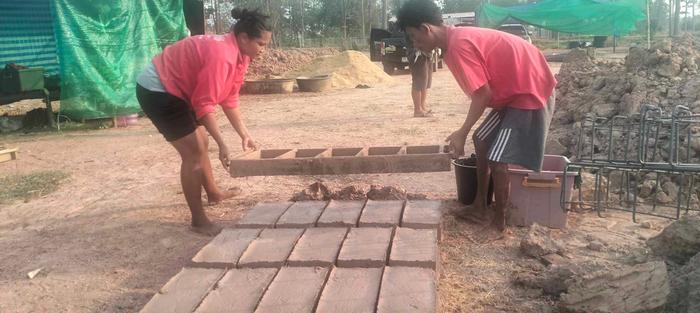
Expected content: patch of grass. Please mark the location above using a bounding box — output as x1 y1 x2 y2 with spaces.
0 170 69 204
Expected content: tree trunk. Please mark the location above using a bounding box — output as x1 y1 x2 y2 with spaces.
300 0 305 47
214 0 220 34
383 0 387 28
674 0 681 36
670 0 674 36
361 0 365 40
342 0 347 39
369 0 373 30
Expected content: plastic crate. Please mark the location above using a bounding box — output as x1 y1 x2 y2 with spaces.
1 67 45 93
507 155 577 229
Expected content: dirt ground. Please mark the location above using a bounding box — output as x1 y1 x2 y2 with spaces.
0 62 663 313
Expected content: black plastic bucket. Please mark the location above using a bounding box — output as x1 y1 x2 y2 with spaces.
452 154 494 205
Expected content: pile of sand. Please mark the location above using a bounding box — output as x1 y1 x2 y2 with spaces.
247 48 340 80
284 50 394 89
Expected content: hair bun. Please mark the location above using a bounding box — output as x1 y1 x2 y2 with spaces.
231 8 248 20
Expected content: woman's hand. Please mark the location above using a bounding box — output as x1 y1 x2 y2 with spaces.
241 137 259 151
219 144 231 170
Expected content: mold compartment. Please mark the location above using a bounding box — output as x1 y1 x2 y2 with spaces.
406 145 441 154
261 149 293 159
331 147 364 157
295 148 328 158
368 146 403 156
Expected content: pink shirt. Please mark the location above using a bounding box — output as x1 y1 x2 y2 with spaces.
153 34 250 119
443 26 556 110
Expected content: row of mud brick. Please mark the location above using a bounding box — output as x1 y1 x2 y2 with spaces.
141 200 443 313
191 226 438 269
236 200 442 230
142 266 437 313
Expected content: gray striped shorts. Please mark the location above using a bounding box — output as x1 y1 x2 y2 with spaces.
473 92 556 171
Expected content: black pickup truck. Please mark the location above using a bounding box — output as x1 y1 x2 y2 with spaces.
369 28 409 75
370 28 442 75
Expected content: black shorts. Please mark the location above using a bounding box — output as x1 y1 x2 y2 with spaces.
136 84 199 142
410 54 432 91
473 91 556 171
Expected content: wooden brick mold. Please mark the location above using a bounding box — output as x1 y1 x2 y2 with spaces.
229 145 451 177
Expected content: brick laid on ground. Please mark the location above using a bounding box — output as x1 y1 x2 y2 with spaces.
376 267 437 313
237 228 304 268
316 200 365 227
275 201 327 228
194 268 277 313
337 227 393 268
190 228 261 268
287 227 348 267
358 200 404 227
140 268 224 313
254 267 329 313
315 267 383 313
401 200 442 229
236 202 292 228
388 228 438 269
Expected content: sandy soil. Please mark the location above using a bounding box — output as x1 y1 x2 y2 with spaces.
0 64 658 313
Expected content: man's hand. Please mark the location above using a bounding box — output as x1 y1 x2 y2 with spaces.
445 129 469 157
219 144 230 170
242 137 259 152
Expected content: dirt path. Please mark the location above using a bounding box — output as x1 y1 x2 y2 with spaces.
0 64 638 313
0 69 467 312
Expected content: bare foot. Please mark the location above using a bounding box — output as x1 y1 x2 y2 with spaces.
471 223 510 244
455 208 489 225
190 222 222 236
413 111 434 118
207 187 242 206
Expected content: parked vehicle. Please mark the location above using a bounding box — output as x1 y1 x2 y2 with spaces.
369 28 410 75
497 23 533 44
370 27 443 75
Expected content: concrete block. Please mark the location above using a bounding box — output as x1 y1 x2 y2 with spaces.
195 268 277 313
358 200 404 227
238 228 304 268
388 228 438 270
316 200 365 227
337 228 392 268
254 267 329 313
140 268 224 313
275 201 327 228
236 202 292 228
288 228 348 267
190 228 261 268
401 200 442 229
315 267 383 313
377 267 437 313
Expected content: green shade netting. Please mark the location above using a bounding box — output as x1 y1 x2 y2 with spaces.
51 0 188 120
477 0 647 36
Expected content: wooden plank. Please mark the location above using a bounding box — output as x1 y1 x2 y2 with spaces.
0 148 18 163
229 145 450 177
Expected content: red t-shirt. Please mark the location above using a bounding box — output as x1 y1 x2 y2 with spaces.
153 34 250 119
443 26 556 110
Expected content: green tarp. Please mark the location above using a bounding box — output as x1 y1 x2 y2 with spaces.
51 0 188 120
477 0 647 36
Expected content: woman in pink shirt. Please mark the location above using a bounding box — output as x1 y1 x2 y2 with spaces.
136 9 272 235
398 0 556 242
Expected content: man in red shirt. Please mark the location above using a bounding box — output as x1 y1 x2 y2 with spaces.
398 0 556 241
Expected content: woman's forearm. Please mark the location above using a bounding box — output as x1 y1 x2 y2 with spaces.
222 107 250 139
